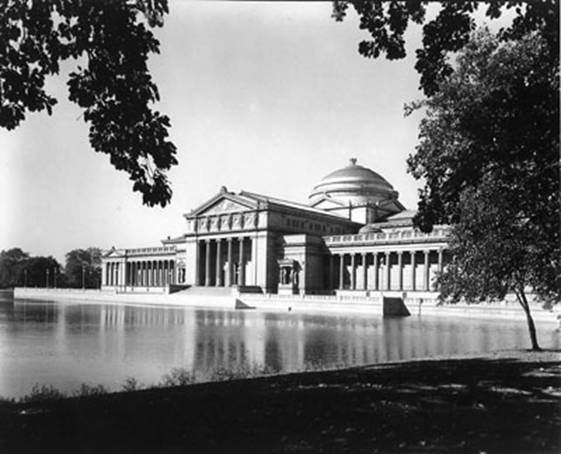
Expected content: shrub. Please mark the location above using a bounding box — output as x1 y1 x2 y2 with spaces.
20 384 66 403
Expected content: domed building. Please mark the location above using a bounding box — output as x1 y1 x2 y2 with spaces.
102 160 450 300
308 158 405 224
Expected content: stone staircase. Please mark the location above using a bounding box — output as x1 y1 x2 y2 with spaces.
170 286 235 297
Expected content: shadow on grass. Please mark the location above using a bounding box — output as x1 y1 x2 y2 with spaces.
0 356 560 453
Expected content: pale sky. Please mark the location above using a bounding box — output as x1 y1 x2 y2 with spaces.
0 2 510 264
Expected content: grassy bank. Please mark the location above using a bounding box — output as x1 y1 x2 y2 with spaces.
0 350 559 453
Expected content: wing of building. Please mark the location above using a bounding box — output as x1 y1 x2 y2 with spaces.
102 159 450 295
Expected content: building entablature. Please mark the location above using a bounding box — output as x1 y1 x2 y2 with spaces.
323 225 450 250
103 246 177 260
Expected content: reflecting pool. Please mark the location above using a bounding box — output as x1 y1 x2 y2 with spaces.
1 296 559 398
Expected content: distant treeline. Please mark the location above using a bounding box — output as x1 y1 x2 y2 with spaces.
0 248 102 289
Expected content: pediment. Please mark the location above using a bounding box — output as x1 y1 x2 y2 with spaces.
103 248 124 258
204 198 251 215
186 189 258 218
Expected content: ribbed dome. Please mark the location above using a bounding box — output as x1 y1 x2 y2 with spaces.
309 158 398 206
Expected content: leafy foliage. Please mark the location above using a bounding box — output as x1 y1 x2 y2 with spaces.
409 29 559 299
332 1 559 96
0 248 29 288
64 247 101 288
407 29 559 349
0 0 176 206
0 250 61 288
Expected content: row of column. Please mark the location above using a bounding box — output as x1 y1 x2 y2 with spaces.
330 249 444 292
196 237 252 287
106 262 120 286
104 260 176 287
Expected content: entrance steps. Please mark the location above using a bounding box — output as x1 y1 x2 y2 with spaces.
170 286 235 297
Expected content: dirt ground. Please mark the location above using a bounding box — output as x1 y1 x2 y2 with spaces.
0 350 560 454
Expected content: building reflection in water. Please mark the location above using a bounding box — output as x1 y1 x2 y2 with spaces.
0 301 559 398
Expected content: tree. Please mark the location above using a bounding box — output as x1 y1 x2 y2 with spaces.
64 247 102 288
407 29 559 349
334 3 559 348
22 255 61 288
0 0 176 207
0 248 29 288
332 1 558 95
440 175 550 350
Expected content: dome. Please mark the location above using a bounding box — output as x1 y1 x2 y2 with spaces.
308 158 398 206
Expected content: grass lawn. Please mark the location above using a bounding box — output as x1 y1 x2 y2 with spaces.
0 350 559 453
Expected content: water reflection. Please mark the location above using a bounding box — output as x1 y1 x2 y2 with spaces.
0 299 559 398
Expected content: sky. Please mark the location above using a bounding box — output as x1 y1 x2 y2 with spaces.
0 2 509 264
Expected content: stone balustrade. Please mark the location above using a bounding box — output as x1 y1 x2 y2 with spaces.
324 226 450 245
126 246 176 256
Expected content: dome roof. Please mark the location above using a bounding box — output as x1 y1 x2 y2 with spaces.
308 158 398 206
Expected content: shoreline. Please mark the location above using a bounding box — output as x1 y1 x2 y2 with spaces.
11 287 561 323
1 349 559 453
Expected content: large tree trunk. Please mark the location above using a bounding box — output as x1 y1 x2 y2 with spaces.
515 289 541 351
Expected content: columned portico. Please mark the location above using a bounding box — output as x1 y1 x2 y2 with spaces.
192 237 253 288
326 243 447 294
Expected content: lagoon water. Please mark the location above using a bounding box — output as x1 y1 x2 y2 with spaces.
1 295 559 398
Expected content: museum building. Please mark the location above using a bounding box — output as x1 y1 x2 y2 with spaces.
101 159 450 296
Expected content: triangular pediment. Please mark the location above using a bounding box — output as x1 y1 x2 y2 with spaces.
186 189 258 218
204 198 251 215
103 247 124 258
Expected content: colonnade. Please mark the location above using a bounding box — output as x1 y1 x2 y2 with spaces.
330 249 444 292
104 259 176 287
196 237 252 287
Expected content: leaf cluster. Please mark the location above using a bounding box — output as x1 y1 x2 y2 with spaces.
0 0 176 206
406 29 560 305
333 1 559 96
64 247 101 288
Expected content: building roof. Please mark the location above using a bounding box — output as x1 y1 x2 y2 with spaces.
238 190 361 224
308 158 400 206
185 187 362 225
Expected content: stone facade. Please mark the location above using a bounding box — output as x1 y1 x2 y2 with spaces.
102 160 450 296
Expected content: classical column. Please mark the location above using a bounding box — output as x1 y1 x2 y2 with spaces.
411 251 416 291
436 249 444 290
194 241 200 286
339 254 344 289
362 252 368 290
144 261 148 287
385 252 391 290
216 239 222 286
424 250 430 290
373 253 379 290
226 238 233 287
239 237 245 286
156 260 162 287
397 251 403 291
350 253 356 290
205 240 211 286
328 255 335 290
